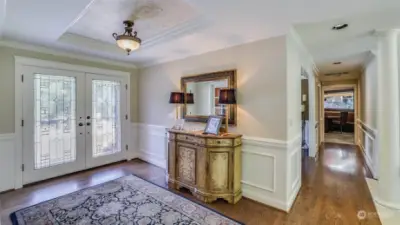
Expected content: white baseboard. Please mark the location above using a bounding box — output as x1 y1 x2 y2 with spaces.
137 150 167 169
287 177 301 211
242 184 287 211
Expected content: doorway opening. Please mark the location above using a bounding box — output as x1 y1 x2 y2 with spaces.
322 86 356 145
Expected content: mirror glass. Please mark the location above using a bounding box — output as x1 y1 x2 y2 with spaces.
186 79 228 116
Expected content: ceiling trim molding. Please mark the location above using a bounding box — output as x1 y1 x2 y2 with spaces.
0 39 137 69
60 0 97 39
141 16 209 50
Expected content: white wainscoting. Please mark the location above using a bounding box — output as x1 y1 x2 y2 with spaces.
0 133 16 192
136 123 168 169
133 123 302 212
357 120 378 178
287 135 302 211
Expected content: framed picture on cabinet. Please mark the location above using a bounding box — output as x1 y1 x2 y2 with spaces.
203 116 223 135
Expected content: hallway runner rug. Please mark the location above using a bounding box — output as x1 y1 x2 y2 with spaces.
10 175 243 225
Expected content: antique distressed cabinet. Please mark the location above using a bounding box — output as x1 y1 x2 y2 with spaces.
167 129 242 204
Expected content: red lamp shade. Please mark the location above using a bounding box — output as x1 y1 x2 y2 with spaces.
169 92 184 104
219 89 236 104
186 93 194 104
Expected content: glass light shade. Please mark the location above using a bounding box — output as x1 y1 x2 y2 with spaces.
116 39 140 51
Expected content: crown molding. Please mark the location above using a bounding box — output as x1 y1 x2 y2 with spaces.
141 15 209 50
0 39 138 69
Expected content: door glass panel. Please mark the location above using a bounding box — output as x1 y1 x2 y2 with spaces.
34 74 77 169
92 80 121 157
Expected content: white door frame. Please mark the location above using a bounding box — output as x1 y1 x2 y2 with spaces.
14 56 130 189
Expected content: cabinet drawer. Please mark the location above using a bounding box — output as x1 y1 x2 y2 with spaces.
177 134 205 145
206 139 233 147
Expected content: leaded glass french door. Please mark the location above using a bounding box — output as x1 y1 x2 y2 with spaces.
22 66 128 184
85 73 127 169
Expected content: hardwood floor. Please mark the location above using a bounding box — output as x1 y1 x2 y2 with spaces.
0 143 380 225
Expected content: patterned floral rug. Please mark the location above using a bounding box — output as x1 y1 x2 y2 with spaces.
10 175 243 225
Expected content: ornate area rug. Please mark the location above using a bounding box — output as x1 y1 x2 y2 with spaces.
10 175 243 225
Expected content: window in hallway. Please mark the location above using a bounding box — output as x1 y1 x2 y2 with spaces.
324 89 354 110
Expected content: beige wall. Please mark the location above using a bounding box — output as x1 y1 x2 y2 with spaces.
0 46 139 134
139 36 289 140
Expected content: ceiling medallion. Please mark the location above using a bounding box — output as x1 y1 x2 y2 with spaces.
112 20 142 55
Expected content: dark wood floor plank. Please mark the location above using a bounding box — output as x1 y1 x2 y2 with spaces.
0 144 381 225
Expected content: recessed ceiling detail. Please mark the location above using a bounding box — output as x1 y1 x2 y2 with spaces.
66 0 199 44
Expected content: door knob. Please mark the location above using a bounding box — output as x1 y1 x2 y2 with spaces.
78 123 84 127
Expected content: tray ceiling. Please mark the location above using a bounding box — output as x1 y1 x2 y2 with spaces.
1 0 400 67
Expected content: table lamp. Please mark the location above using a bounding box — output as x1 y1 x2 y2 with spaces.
219 88 236 133
169 92 184 119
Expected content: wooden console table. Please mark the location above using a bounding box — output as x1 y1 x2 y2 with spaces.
167 129 242 204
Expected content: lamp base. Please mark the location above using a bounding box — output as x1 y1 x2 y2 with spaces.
225 105 229 133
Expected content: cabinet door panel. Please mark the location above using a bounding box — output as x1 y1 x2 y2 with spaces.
209 152 230 192
177 144 196 185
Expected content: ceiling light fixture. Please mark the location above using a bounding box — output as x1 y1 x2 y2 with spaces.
332 23 348 30
112 20 142 55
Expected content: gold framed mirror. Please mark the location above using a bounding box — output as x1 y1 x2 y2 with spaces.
181 70 237 125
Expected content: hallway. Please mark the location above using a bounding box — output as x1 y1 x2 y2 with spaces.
0 144 380 224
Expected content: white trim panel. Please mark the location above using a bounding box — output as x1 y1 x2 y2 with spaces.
241 150 276 193
0 133 15 192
